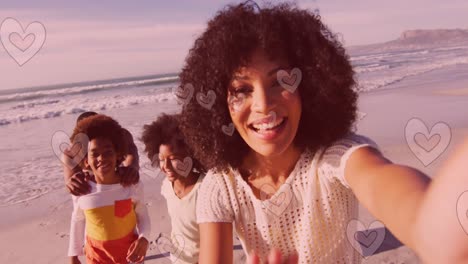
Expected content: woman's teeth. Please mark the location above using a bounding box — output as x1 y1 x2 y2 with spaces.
251 117 284 131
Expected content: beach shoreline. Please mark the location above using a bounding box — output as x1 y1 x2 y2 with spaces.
2 61 468 263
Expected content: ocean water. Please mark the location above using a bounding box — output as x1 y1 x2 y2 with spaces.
1 43 468 206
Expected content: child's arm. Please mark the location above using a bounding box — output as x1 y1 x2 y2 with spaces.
127 182 151 262
62 147 90 196
133 182 151 239
68 196 86 260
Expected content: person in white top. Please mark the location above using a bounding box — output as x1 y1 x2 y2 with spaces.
141 114 206 263
176 2 468 264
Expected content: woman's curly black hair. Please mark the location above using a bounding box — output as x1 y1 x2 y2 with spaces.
141 113 206 175
70 114 128 166
178 1 357 172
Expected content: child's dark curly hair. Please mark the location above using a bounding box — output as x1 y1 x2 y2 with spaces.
70 114 128 166
178 1 357 171
141 114 206 175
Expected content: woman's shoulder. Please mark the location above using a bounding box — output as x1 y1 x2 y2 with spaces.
315 133 378 158
312 133 380 187
202 168 234 181
199 168 237 192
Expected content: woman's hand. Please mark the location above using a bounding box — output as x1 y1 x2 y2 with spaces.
126 237 149 263
247 249 298 264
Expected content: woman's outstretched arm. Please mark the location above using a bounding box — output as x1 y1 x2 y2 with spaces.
346 138 468 263
345 147 430 251
414 138 468 263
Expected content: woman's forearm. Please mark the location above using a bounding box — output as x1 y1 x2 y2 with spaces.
414 139 468 263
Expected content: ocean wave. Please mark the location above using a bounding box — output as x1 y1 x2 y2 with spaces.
0 76 179 104
0 92 175 126
11 99 60 110
354 64 391 73
356 55 468 92
351 49 430 62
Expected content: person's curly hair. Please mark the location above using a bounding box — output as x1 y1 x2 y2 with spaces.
178 1 357 171
70 114 128 166
141 113 206 175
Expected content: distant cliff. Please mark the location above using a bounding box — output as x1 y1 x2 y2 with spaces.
349 29 468 54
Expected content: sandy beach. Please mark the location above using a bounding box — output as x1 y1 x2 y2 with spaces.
1 54 468 264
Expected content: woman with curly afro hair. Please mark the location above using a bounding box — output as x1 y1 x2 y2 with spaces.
177 1 468 263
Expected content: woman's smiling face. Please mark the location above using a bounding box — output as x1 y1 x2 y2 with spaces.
227 49 302 157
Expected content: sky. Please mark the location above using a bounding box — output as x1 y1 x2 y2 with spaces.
0 0 467 91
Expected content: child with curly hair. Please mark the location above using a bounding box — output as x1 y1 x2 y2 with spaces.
63 111 140 196
141 113 206 264
177 2 468 263
67 114 150 264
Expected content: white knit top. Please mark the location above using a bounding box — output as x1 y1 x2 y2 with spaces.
196 134 378 263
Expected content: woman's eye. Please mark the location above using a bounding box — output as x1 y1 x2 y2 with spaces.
232 86 252 95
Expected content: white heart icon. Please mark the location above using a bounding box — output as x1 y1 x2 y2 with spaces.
140 154 165 180
222 123 235 136
172 157 193 177
228 93 246 113
156 233 185 262
196 90 216 110
277 68 302 93
456 191 468 235
51 131 89 170
405 118 451 166
173 83 194 105
0 17 46 66
346 219 385 258
260 183 294 218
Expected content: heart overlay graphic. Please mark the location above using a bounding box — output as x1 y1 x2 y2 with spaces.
155 233 185 261
140 154 165 180
228 93 246 113
222 123 235 136
172 157 193 177
172 83 194 105
196 90 216 110
405 118 451 166
456 191 468 235
346 219 385 258
1 17 46 66
260 183 294 218
51 131 89 170
277 68 302 93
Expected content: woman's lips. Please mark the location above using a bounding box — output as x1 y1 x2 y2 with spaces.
249 117 287 141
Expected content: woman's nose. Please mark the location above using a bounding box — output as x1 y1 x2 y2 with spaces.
251 82 277 114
